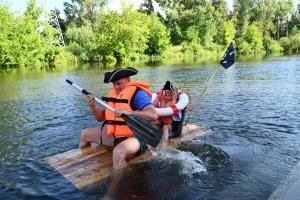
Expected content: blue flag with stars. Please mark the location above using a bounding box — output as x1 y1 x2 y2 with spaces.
220 42 235 69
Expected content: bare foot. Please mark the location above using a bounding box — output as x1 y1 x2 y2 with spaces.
157 142 172 150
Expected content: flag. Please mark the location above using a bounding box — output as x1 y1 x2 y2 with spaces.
220 42 235 69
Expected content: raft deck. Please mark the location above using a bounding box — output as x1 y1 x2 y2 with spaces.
45 124 210 189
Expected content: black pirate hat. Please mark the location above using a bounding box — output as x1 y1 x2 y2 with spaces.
162 81 177 93
104 67 138 83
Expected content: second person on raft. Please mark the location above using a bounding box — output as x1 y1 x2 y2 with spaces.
152 81 190 149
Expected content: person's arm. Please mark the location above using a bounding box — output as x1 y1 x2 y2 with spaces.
87 94 105 122
114 105 157 122
130 104 157 121
151 92 157 104
114 90 158 122
155 92 189 116
175 92 189 110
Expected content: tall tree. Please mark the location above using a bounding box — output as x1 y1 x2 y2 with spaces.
212 0 228 45
234 0 254 40
25 0 43 21
251 0 276 37
289 3 300 35
218 19 236 46
139 0 155 15
0 6 15 67
65 22 96 61
95 4 150 64
63 0 107 27
0 1 62 67
145 14 170 55
155 0 204 45
275 0 294 38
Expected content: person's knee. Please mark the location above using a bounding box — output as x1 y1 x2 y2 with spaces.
113 145 127 161
80 129 90 141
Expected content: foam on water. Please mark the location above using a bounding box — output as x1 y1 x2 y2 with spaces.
151 148 207 176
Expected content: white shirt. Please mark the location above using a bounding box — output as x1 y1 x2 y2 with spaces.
151 91 189 121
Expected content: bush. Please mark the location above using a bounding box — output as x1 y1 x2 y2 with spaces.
237 39 253 55
263 35 283 54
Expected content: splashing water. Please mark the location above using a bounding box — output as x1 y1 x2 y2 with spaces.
151 148 207 176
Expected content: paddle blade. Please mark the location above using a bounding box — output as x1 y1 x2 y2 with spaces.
122 115 162 147
220 42 235 69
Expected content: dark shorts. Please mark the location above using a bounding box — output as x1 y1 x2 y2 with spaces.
114 136 148 155
169 110 186 139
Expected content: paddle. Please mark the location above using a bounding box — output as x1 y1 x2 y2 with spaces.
66 79 162 147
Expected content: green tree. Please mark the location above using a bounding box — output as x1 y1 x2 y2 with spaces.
289 4 300 35
139 0 155 15
95 4 150 64
156 0 222 46
193 3 218 47
234 0 254 40
263 34 282 54
213 0 229 45
275 0 294 38
239 23 265 54
218 20 236 46
156 0 203 11
145 14 170 55
63 0 107 27
181 26 203 55
65 22 96 61
251 0 276 37
25 0 43 20
13 1 52 66
156 0 203 45
279 33 300 54
0 6 15 67
290 33 300 53
0 1 65 68
250 0 280 53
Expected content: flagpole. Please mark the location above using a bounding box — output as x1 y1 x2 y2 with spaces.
184 42 235 126
184 65 221 126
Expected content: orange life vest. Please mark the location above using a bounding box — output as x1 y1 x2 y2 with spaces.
154 91 183 125
104 81 152 138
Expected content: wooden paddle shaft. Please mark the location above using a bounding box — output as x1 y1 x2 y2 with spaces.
66 79 115 112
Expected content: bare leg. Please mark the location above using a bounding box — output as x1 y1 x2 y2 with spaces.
112 137 140 170
157 124 171 150
79 126 114 148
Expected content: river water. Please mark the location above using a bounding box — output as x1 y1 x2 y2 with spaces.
0 56 299 199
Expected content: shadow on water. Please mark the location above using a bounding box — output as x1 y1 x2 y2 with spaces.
83 141 232 200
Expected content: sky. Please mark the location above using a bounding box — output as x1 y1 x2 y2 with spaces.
2 0 300 16
2 0 235 14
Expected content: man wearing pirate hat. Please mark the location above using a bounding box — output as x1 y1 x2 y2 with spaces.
152 81 190 149
80 67 157 169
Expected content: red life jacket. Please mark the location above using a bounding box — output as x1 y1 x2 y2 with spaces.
154 91 184 124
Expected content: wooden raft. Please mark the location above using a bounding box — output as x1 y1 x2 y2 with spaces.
45 124 210 189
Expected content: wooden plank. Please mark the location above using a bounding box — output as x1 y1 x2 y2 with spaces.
45 124 210 189
46 146 111 170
